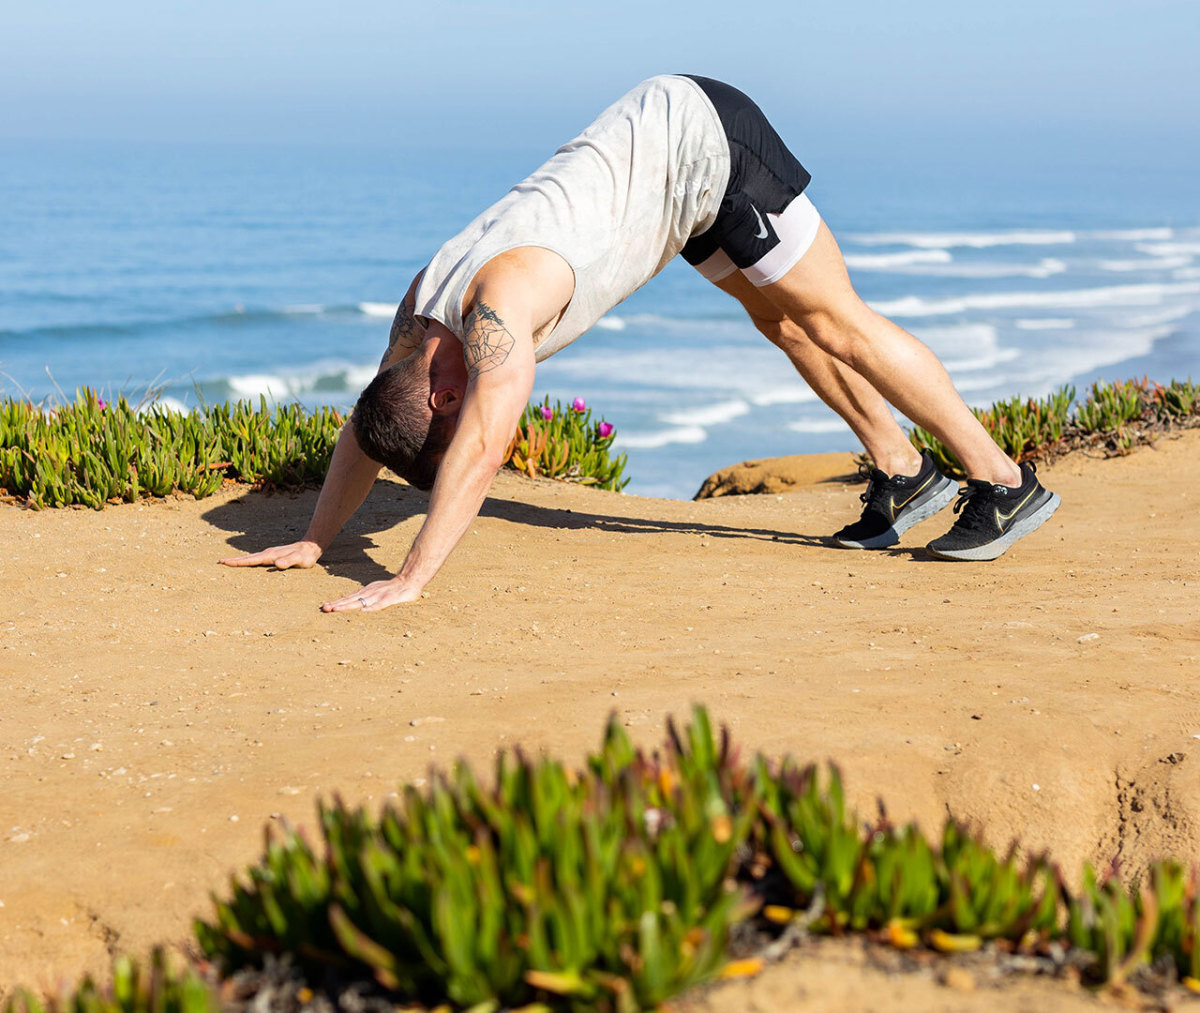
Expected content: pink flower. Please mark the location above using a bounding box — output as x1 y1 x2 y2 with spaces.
540 405 553 421
598 421 614 438
97 399 108 411
571 397 586 412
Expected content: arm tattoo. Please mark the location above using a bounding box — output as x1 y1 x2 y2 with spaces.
381 298 422 366
462 300 516 378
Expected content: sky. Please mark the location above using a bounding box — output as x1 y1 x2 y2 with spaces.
2 0 1198 163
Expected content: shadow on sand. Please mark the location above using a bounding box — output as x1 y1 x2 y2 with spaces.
201 479 841 586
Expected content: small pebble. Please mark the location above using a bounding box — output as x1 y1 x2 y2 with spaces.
410 716 445 727
228 815 239 822
1078 633 1100 643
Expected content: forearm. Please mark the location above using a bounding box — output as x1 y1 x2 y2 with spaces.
395 439 501 588
302 423 383 551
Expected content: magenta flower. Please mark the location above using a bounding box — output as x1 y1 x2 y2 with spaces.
571 397 586 412
540 405 553 421
598 421 614 438
97 399 108 411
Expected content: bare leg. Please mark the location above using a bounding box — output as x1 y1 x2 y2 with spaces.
756 222 1022 487
711 271 922 477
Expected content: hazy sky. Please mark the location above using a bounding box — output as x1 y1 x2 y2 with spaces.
3 0 1197 161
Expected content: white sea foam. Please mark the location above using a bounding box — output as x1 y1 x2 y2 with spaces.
281 304 326 316
358 302 399 318
943 348 1022 372
1135 242 1200 257
1015 318 1076 330
1099 256 1193 272
870 281 1200 318
1088 228 1174 241
850 256 1067 279
846 229 1076 250
138 395 190 416
614 426 708 450
660 399 751 427
224 359 377 400
787 417 851 434
844 249 952 269
749 386 820 407
1174 267 1200 280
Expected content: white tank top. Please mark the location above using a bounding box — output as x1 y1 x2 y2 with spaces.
412 75 730 361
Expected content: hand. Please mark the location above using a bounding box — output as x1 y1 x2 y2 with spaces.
220 540 322 570
321 577 423 613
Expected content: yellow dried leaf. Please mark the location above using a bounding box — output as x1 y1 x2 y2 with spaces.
929 929 982 953
763 905 794 925
887 919 919 950
718 957 764 980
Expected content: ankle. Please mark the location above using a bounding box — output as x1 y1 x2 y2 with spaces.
972 460 1023 488
875 449 923 479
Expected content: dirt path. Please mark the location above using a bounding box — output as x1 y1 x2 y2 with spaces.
2 433 1197 1009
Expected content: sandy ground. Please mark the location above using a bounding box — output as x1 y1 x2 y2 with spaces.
2 432 1199 1009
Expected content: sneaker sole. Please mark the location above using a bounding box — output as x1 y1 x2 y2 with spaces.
835 476 959 549
926 491 1061 561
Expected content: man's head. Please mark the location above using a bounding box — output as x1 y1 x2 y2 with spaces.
350 345 463 491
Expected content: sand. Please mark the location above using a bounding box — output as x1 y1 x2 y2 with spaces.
2 431 1198 1009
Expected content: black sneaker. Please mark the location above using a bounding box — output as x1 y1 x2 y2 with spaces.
834 451 959 549
926 462 1060 561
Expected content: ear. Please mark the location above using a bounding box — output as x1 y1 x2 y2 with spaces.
429 385 464 415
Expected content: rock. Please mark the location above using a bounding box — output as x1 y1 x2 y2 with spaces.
694 453 862 499
941 966 976 992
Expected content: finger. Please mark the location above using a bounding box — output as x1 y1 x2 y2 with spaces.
219 552 274 567
321 594 367 613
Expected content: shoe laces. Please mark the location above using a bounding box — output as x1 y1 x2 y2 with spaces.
859 471 891 509
950 480 997 532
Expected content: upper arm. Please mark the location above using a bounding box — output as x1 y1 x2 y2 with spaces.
378 269 428 372
453 296 536 462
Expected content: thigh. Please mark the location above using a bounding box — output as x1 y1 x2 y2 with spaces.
708 267 785 324
755 220 866 323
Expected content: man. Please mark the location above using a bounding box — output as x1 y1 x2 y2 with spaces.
222 75 1060 612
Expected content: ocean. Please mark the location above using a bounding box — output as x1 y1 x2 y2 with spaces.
2 137 1198 499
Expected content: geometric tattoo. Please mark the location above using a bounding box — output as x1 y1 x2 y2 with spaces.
381 296 423 367
462 300 515 379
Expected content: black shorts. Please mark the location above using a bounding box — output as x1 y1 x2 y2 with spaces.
680 76 818 287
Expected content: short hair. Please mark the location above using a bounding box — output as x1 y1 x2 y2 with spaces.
350 359 455 491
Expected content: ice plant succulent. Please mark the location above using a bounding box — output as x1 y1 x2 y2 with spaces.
571 396 586 412
598 421 614 439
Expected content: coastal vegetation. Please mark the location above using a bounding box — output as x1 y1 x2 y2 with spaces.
0 392 625 509
1 377 1194 509
8 708 1200 1012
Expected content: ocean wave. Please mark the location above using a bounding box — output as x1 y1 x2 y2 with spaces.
843 249 952 269
2 301 398 342
1015 318 1076 330
1088 228 1175 241
613 426 708 450
850 256 1067 279
660 399 751 427
845 229 1076 250
1136 242 1200 257
1174 267 1200 280
358 302 400 318
1100 256 1193 272
870 281 1200 318
749 386 820 407
786 417 850 434
215 359 377 400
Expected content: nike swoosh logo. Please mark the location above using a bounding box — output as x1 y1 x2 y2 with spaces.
887 474 935 521
994 487 1037 532
750 205 769 240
